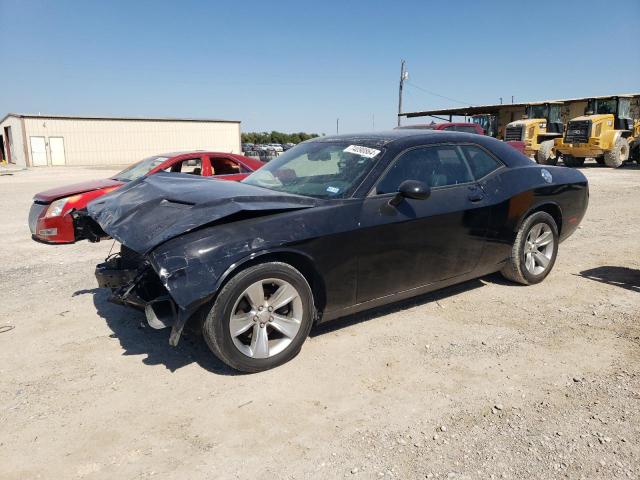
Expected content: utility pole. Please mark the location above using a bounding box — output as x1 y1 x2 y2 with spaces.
336 118 339 135
511 95 514 104
397 60 408 126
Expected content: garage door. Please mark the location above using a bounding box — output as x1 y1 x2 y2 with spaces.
30 137 47 166
49 137 66 165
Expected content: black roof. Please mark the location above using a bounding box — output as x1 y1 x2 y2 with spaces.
308 130 533 168
309 130 441 148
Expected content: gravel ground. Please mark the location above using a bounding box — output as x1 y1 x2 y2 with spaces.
0 164 639 479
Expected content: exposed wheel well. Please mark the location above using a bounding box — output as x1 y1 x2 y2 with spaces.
217 251 327 318
527 203 562 235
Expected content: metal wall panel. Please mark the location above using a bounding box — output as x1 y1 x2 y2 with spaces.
0 116 27 166
22 117 241 166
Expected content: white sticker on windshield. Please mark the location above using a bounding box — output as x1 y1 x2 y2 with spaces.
326 186 340 194
343 145 381 158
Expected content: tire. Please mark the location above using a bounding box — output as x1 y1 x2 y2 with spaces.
631 143 640 163
595 156 605 165
562 155 585 168
603 136 629 168
536 140 558 165
500 211 559 285
202 262 314 373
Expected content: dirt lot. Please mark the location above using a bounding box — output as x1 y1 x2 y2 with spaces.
0 164 639 479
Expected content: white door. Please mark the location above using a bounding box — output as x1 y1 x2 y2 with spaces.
30 137 47 166
49 137 66 165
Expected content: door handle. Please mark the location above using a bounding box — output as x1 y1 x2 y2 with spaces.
468 186 484 202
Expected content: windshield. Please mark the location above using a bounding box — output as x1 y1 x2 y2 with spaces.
588 98 617 115
113 156 170 181
472 115 496 137
526 105 548 119
241 141 383 198
472 116 489 130
548 104 562 123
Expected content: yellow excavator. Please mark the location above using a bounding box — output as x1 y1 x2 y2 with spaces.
554 95 637 168
504 102 564 164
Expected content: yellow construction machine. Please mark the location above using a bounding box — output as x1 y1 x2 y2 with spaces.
504 102 564 164
471 114 499 138
554 95 637 168
630 119 640 163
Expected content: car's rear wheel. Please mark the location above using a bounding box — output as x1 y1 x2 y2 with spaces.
203 262 314 373
501 211 559 285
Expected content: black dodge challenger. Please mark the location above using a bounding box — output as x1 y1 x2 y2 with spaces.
74 130 589 372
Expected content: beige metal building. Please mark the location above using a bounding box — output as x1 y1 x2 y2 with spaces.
0 114 241 167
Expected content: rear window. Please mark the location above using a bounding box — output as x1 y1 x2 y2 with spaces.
461 146 502 179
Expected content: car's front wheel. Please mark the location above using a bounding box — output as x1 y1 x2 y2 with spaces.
501 211 559 285
203 262 314 373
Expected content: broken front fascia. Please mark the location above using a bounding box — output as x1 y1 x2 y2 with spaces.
87 172 320 344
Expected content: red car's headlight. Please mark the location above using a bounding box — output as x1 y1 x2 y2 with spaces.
45 195 80 218
45 198 69 218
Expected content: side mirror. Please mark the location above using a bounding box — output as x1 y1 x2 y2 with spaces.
389 180 431 207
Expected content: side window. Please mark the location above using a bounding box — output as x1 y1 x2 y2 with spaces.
618 98 631 119
460 146 501 179
173 158 202 175
211 157 244 175
376 146 473 194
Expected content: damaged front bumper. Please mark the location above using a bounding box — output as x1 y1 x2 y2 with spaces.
95 250 189 346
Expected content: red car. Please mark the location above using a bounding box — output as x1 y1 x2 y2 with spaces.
29 151 264 244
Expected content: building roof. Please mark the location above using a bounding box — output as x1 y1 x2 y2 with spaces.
399 93 640 119
0 113 241 124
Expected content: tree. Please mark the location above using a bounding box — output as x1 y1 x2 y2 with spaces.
241 131 320 144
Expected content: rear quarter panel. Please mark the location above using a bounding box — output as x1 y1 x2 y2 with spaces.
478 164 588 268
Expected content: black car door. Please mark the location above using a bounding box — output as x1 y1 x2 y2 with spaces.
356 144 491 303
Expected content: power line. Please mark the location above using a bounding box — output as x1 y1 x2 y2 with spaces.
405 81 473 106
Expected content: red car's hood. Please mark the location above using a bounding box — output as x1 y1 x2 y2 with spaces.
34 178 124 203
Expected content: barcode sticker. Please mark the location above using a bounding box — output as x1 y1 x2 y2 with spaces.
343 145 381 158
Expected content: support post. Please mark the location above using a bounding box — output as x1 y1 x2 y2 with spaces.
397 60 407 126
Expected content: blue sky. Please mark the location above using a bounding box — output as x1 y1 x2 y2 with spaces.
1 0 638 134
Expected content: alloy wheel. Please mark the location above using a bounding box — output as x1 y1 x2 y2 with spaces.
523 223 555 276
229 278 303 359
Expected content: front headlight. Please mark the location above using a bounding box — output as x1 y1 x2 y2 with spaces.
45 197 70 218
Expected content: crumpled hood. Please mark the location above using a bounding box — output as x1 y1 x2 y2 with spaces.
87 172 318 254
35 178 124 203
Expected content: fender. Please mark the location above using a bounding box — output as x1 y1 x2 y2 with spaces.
603 129 630 147
213 247 319 299
516 200 562 233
